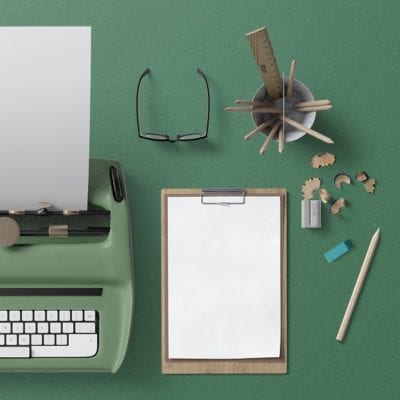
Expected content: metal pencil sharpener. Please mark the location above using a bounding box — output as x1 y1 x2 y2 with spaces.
301 200 321 228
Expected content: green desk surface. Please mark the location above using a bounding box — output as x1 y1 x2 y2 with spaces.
0 0 399 398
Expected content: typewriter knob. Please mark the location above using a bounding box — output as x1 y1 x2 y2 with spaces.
0 217 20 247
110 166 124 202
36 202 52 215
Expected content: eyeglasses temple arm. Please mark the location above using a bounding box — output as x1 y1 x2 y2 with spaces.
197 68 210 138
136 68 151 138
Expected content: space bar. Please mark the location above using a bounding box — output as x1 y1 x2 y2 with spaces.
0 347 30 358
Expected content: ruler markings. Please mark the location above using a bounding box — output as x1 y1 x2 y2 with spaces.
246 27 282 100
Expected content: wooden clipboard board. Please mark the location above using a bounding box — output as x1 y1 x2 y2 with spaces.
161 188 287 374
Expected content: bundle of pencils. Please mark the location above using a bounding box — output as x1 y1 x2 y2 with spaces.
225 59 334 155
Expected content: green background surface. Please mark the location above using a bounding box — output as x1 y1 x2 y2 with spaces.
0 0 399 398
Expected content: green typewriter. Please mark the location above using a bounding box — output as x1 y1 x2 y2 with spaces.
0 158 134 372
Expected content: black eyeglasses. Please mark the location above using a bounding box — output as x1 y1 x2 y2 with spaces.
136 68 210 142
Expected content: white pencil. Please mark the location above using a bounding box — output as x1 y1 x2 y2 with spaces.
225 107 282 114
278 126 285 153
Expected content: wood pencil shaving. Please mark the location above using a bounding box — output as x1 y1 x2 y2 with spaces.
355 171 377 193
310 152 336 168
363 179 376 194
302 178 321 200
319 188 331 203
330 197 345 215
334 173 352 188
355 171 368 182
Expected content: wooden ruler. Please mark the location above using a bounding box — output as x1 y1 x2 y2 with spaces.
246 27 282 100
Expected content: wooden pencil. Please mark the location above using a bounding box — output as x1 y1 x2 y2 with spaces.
259 120 281 155
295 100 331 108
278 115 334 144
235 99 273 107
286 60 297 98
336 228 381 342
295 105 333 112
244 119 275 140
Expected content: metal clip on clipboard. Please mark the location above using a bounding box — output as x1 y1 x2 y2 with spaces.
201 188 246 205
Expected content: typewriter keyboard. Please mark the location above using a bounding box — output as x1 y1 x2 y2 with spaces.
0 310 98 358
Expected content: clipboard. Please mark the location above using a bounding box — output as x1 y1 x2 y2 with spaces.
161 188 287 374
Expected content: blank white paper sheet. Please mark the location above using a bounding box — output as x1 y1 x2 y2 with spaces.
0 27 91 210
167 195 282 359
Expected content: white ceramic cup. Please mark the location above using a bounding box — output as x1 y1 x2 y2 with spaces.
252 78 316 142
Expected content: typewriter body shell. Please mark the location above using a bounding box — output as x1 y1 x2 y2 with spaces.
0 158 134 372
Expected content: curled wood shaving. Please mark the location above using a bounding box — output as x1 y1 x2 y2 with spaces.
302 178 321 200
355 171 368 182
319 188 331 203
310 152 336 168
363 178 376 193
334 173 351 188
330 197 345 215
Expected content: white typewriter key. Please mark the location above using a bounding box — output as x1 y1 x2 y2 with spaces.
50 323 61 333
75 323 96 334
21 311 33 321
63 322 74 333
0 347 30 358
9 311 20 321
47 311 58 321
34 311 46 321
0 309 99 358
19 335 30 345
6 335 17 345
44 334 55 345
59 311 71 321
38 323 49 333
56 334 68 345
25 323 36 333
72 310 83 321
62 323 74 333
31 334 98 358
84 311 96 321
12 323 23 333
0 323 11 333
31 335 42 345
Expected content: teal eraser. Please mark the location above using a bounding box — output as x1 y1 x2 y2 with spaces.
324 240 352 263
